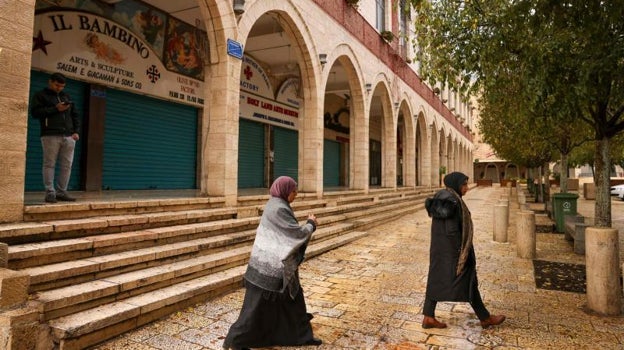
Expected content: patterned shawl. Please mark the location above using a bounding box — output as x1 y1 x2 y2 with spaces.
244 196 315 299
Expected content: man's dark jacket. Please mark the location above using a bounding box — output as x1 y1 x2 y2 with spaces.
424 189 478 302
30 87 80 137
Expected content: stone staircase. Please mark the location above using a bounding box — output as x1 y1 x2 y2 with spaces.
0 186 436 349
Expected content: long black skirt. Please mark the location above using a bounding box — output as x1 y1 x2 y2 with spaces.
222 281 315 349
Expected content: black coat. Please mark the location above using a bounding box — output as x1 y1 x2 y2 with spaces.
30 87 80 137
424 189 477 302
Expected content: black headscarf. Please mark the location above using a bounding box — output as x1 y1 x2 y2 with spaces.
443 172 469 197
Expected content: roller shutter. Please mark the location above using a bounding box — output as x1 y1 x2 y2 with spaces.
370 139 382 186
238 119 265 188
323 139 341 187
273 127 298 182
26 70 85 191
102 89 197 190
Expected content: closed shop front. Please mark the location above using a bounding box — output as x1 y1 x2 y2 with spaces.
273 127 298 182
102 89 198 190
323 139 341 187
238 119 266 188
239 56 301 188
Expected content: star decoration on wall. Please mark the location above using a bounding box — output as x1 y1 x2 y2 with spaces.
33 30 52 55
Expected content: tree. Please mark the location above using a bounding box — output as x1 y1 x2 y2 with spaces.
410 0 624 226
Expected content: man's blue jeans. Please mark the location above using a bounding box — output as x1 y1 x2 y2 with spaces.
41 135 75 195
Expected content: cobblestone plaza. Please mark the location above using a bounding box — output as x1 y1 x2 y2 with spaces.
93 186 624 350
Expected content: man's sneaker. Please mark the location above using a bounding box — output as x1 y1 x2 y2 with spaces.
56 193 76 202
45 193 57 203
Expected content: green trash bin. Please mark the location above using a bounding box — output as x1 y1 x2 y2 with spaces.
552 192 579 233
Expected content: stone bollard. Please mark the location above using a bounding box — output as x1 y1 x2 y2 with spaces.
493 203 508 242
585 227 621 315
518 192 526 205
499 198 510 221
516 210 536 259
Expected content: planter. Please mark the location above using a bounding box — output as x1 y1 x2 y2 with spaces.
476 179 493 187
583 182 595 200
381 31 394 42
500 179 517 187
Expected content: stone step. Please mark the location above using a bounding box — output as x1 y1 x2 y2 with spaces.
9 195 418 269
1 206 244 245
20 221 356 292
46 230 368 350
23 197 227 222
353 202 425 227
34 246 251 321
48 265 246 350
35 226 362 322
8 217 260 269
21 230 258 291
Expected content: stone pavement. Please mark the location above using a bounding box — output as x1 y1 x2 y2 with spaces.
92 186 624 350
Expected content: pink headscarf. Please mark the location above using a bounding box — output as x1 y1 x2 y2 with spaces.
269 176 297 201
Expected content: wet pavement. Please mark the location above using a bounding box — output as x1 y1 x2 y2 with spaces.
92 186 624 350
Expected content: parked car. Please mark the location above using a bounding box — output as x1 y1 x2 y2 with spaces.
610 184 624 196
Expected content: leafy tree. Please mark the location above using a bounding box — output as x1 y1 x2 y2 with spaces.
410 0 624 226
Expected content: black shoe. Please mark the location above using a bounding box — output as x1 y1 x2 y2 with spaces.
44 193 57 203
56 193 76 202
305 338 322 346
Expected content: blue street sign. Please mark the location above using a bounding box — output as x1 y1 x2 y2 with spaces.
227 39 244 59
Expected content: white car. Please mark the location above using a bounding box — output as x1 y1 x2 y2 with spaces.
610 184 624 196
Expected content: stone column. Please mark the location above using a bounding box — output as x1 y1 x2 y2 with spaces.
516 211 536 259
585 227 621 315
0 0 34 223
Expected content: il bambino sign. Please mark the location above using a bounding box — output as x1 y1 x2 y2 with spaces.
32 10 205 107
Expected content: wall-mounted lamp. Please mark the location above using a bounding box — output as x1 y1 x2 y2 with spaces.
233 0 245 15
365 83 372 92
319 53 327 65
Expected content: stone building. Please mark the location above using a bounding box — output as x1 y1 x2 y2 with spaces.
1 0 474 222
0 1 480 348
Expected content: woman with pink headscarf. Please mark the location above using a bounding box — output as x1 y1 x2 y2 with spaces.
223 176 321 350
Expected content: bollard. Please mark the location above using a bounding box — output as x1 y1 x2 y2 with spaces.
499 198 510 224
518 192 526 205
493 203 508 242
516 210 536 259
585 227 621 315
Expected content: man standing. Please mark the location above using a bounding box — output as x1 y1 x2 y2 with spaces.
30 72 80 203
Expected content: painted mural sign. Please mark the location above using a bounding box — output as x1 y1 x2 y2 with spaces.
239 55 300 130
32 8 205 107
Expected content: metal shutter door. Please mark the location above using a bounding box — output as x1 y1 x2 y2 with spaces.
238 119 265 188
323 139 340 187
102 89 197 190
273 127 298 182
26 70 85 191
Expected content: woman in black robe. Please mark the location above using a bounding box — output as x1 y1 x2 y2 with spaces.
222 176 322 350
422 172 506 329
